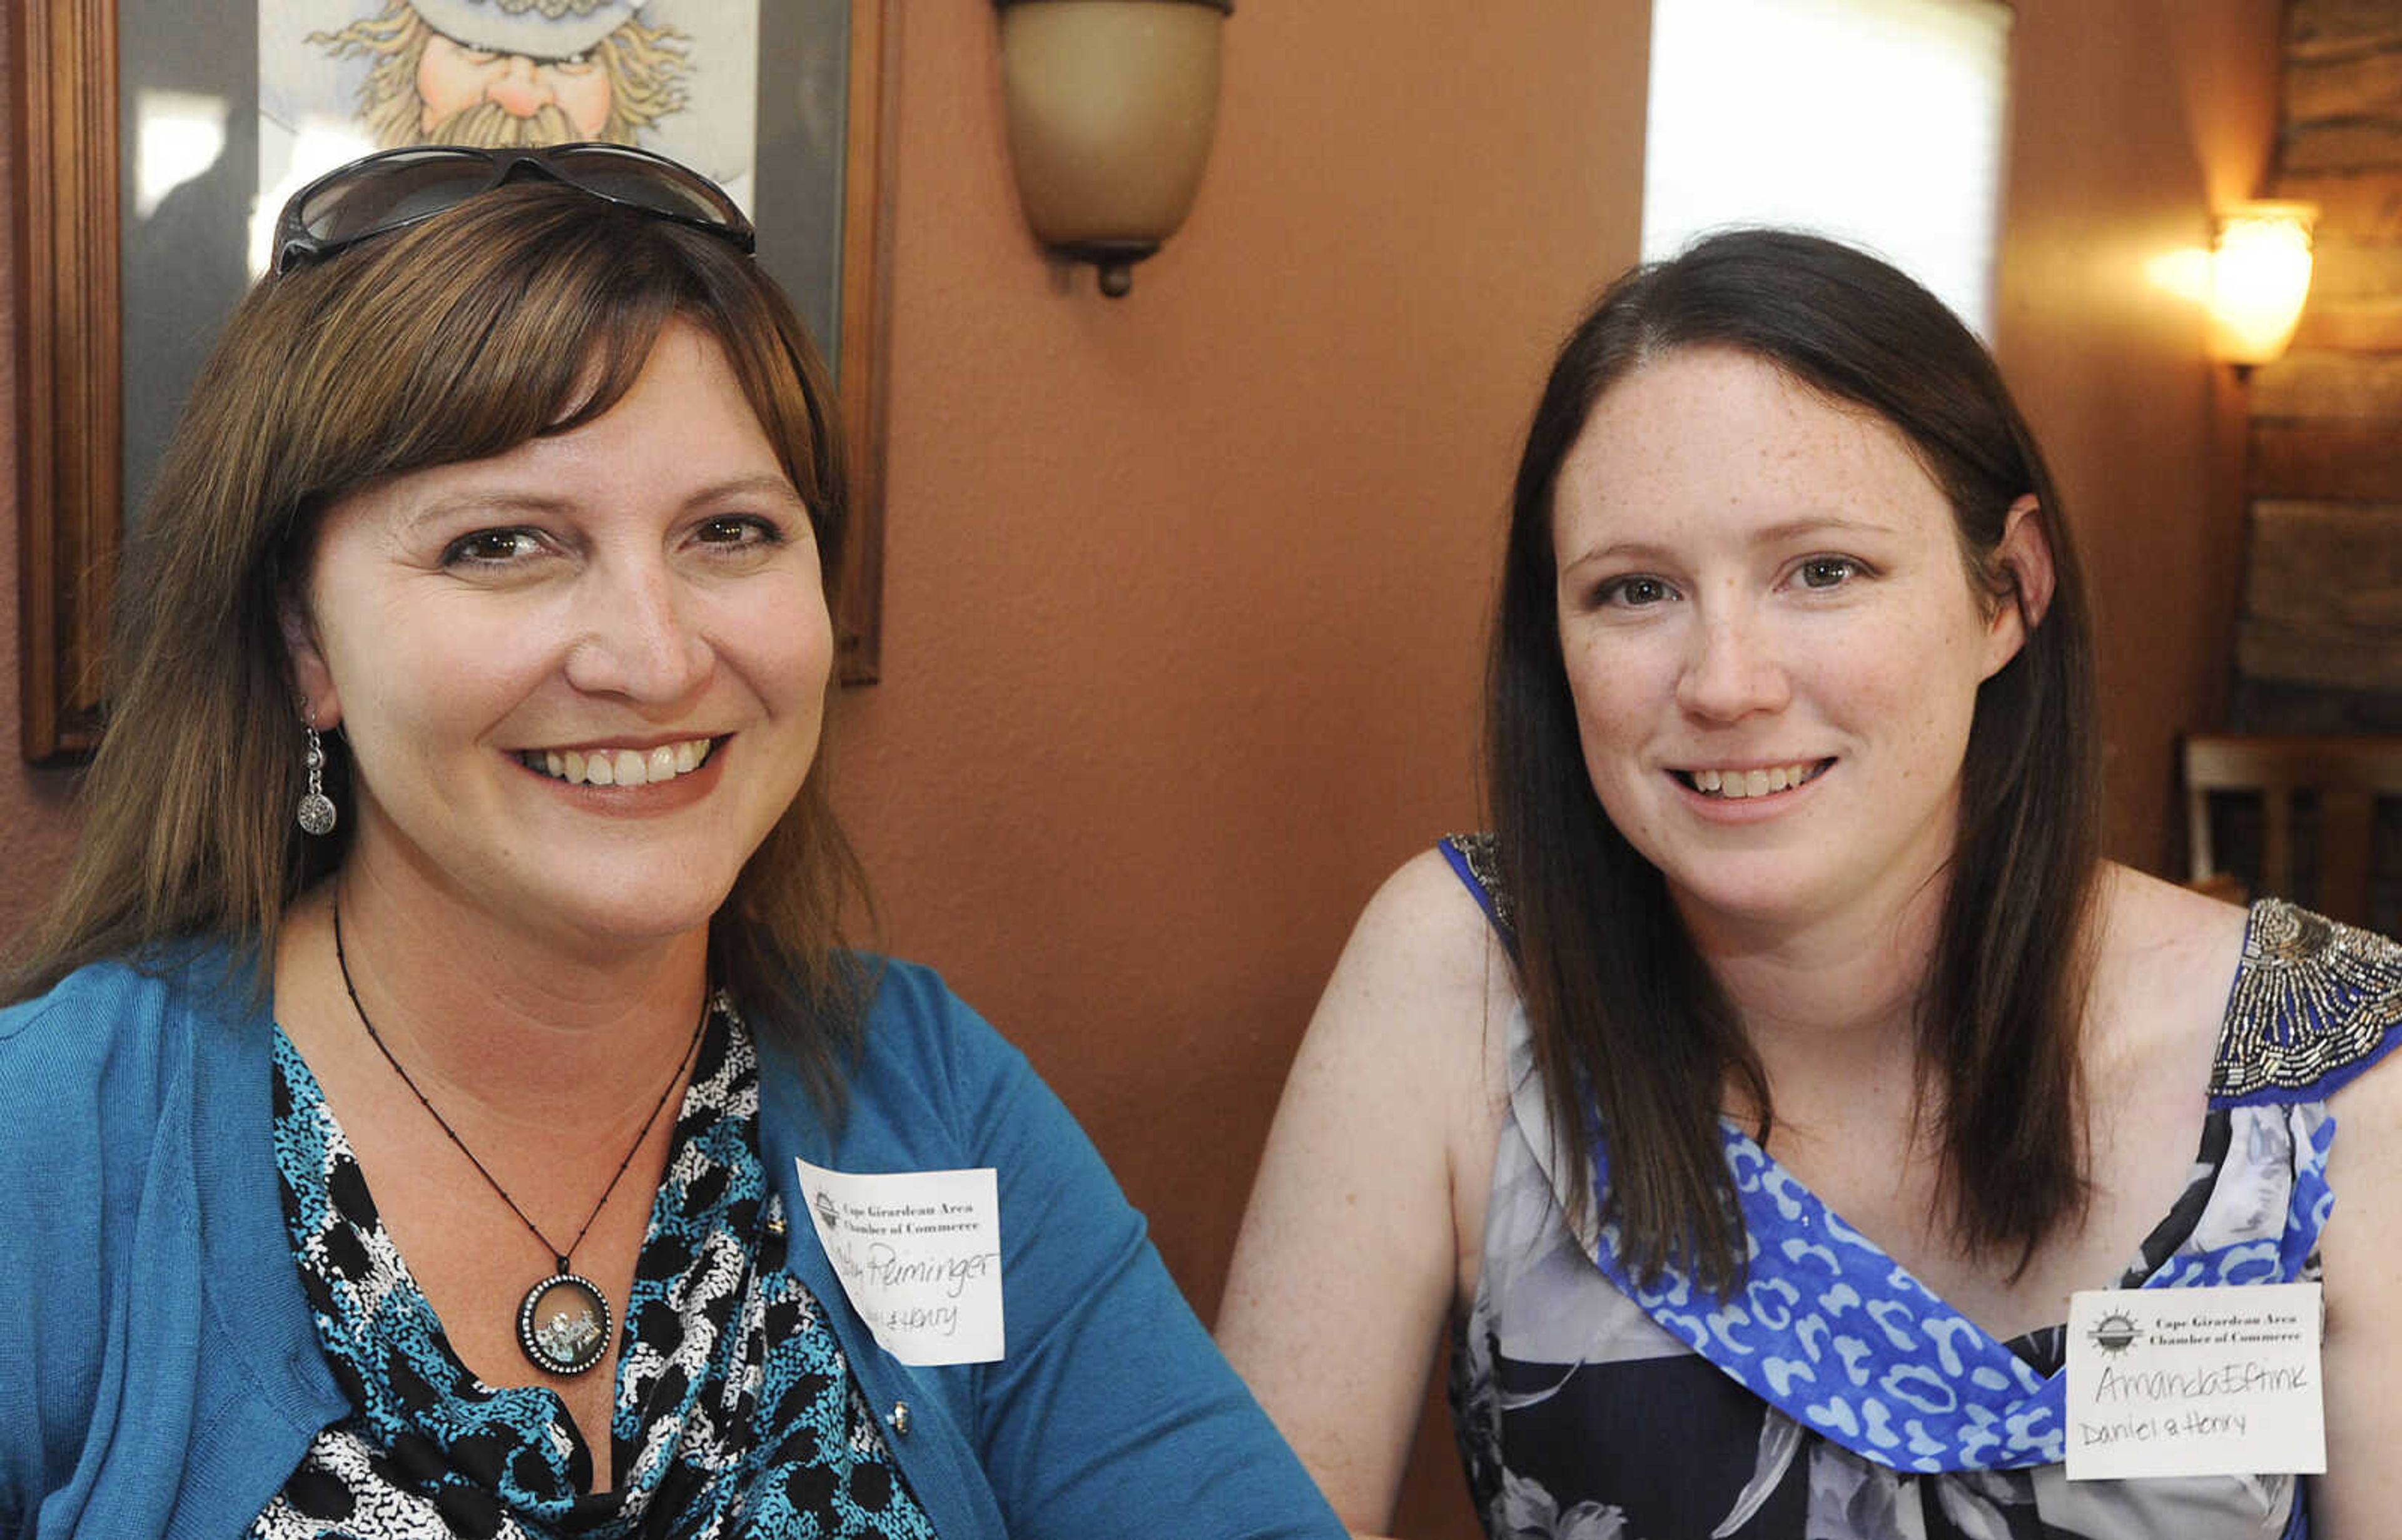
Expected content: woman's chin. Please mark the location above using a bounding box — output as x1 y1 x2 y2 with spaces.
537 889 736 955
418 871 741 963
1659 864 1835 934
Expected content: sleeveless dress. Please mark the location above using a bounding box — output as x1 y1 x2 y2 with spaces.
1438 834 2402 1540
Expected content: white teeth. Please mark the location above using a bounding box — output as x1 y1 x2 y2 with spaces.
1685 762 1820 800
524 737 714 788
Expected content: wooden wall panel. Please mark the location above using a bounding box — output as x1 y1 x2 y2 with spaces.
2237 2 2402 732
2251 421 2402 495
2288 0 2402 58
2288 48 2402 118
2303 231 2402 304
2285 123 2402 170
2237 500 2402 689
2289 297 2402 350
2251 350 2402 415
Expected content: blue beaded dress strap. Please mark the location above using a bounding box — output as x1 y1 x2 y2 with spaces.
2209 901 2402 1106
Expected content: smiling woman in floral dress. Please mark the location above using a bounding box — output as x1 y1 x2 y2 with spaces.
1219 230 2402 1539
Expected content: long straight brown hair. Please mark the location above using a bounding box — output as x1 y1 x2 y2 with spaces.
6 183 873 1105
1491 230 2103 1290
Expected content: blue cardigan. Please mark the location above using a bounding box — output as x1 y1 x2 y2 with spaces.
0 945 1340 1539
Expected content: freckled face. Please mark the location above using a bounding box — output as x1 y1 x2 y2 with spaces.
416 31 614 139
1551 347 2027 936
289 322 832 957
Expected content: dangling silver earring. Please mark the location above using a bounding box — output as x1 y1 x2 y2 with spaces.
297 712 337 836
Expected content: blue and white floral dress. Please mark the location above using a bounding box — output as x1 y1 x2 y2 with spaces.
1439 834 2402 1540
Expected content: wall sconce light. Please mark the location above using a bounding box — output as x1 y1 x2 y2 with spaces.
993 0 1232 297
2209 201 2316 369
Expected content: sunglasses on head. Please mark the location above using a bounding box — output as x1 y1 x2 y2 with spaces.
271 142 755 276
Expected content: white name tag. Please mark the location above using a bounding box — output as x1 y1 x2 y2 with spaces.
2065 1282 2324 1480
793 1158 1005 1365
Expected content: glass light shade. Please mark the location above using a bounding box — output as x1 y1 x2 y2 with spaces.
995 0 1230 296
2209 203 2316 367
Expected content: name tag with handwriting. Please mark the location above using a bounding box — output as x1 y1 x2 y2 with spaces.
2065 1282 2323 1480
794 1158 1004 1365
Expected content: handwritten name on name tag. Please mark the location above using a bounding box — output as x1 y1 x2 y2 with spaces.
794 1158 1005 1366
2065 1282 2323 1481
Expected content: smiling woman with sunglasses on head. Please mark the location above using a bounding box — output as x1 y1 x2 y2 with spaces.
0 146 1340 1540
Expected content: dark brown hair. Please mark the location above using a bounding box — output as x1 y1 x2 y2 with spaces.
1491 229 2102 1290
7 182 871 1101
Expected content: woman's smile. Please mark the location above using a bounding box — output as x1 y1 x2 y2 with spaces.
517 736 720 787
1672 759 1835 800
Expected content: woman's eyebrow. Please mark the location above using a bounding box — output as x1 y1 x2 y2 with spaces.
393 475 806 536
1558 537 1677 577
1559 514 1898 575
1744 514 1899 545
677 474 807 512
398 492 572 534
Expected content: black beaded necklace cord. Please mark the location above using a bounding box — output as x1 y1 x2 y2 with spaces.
329 898 710 1376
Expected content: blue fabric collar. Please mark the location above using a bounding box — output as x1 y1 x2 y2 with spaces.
1583 1104 2334 1472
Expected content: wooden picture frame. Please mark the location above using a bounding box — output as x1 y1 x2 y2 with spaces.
11 0 894 765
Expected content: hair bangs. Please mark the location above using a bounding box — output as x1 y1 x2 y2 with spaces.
272 196 693 509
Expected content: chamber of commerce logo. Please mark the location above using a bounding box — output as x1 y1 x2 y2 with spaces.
2087 1312 2141 1355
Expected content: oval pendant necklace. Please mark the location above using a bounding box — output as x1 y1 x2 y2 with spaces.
331 900 709 1377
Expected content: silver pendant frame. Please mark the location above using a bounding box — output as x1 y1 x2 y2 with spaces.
517 1270 613 1375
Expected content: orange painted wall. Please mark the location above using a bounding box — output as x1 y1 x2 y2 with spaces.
830 0 1645 1298
830 11 1644 1527
3 2 2276 1533
1992 0 2278 877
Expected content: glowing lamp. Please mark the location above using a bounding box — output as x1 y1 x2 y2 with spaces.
993 0 1232 297
2209 203 2316 368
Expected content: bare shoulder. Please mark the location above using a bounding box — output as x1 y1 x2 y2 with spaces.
2090 861 2252 987
1289 843 1521 1140
2084 863 2251 1059
1327 844 1518 1026
1355 843 1509 959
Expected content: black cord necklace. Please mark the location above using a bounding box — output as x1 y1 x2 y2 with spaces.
330 899 710 1377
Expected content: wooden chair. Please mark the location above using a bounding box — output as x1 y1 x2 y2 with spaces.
2183 734 2402 931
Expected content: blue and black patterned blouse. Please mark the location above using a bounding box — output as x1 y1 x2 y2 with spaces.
256 1000 942 1539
